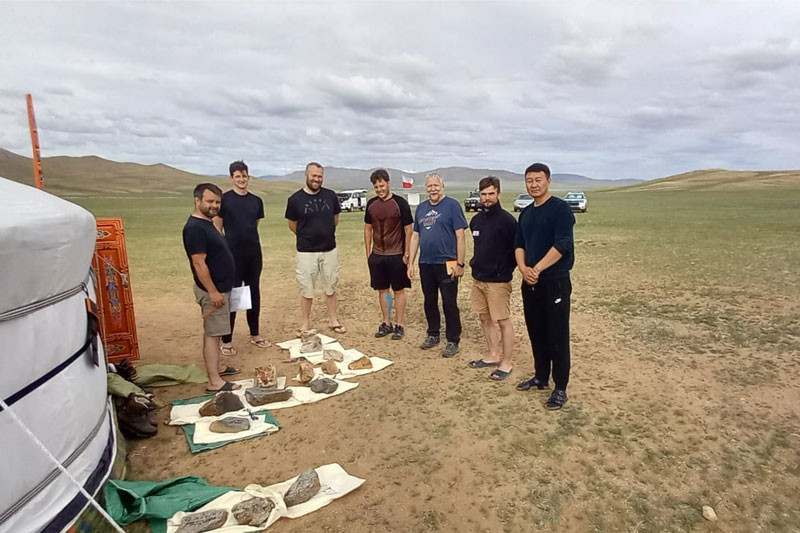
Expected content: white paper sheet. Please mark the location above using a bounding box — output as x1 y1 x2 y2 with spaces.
230 285 252 312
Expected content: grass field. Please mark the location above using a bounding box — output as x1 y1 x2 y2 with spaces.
73 182 800 532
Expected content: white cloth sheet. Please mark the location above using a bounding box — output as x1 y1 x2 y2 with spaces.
275 334 337 351
302 350 393 380
288 341 345 361
167 463 365 532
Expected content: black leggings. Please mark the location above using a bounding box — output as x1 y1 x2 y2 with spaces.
521 277 571 390
222 252 262 343
419 263 461 342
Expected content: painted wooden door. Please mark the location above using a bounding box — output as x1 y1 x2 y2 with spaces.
92 217 140 364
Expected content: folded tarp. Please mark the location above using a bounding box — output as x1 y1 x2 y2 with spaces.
104 475 234 532
134 364 208 387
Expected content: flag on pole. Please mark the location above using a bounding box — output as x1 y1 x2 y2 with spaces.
402 175 413 188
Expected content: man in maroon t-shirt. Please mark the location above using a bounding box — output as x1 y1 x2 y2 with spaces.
363 169 414 340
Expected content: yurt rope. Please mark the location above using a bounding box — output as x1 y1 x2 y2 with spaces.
0 398 126 533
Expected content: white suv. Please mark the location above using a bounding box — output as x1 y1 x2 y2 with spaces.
337 190 367 211
564 192 587 213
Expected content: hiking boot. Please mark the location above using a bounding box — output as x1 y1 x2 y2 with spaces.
420 335 440 350
375 323 393 338
545 389 568 410
516 376 549 391
392 324 405 340
441 341 459 358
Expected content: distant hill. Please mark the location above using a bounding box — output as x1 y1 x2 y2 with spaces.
0 148 296 196
259 165 641 192
615 169 800 192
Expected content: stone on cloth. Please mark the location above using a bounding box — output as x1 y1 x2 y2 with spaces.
175 509 228 533
348 356 373 370
323 348 344 362
245 387 292 406
300 335 322 353
209 417 250 433
284 468 321 507
254 365 277 387
298 361 315 384
310 377 339 394
232 497 275 526
321 360 339 375
198 392 244 417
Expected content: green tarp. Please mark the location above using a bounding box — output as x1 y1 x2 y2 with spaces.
134 364 208 387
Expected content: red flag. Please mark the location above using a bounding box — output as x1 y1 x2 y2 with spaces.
402 175 413 188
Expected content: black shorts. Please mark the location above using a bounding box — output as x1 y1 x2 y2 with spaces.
368 253 411 291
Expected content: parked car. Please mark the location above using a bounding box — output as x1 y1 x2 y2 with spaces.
564 191 587 213
464 190 481 212
337 189 367 211
513 194 533 212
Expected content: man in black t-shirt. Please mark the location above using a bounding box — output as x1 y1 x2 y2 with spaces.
214 160 269 356
284 162 345 334
182 183 241 393
363 169 413 340
514 163 575 410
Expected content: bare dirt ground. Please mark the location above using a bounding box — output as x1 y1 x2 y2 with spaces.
109 189 800 533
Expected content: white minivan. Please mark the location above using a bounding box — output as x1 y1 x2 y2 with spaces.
337 189 367 211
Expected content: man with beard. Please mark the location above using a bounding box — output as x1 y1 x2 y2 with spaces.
285 162 346 334
467 176 517 381
364 168 413 340
514 163 575 410
182 183 241 393
214 160 270 356
408 173 468 357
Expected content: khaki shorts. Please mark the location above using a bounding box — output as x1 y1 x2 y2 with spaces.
471 280 512 321
193 285 231 337
296 248 339 299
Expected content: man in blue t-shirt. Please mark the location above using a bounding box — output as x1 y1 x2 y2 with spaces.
408 173 468 357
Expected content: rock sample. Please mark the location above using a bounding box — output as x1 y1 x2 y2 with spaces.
198 392 244 417
298 361 315 384
299 329 318 341
245 387 292 406
283 468 321 507
321 360 339 375
175 509 227 533
348 356 373 371
209 417 250 433
323 348 343 362
232 497 275 527
254 365 277 388
702 505 717 521
310 377 339 394
300 334 322 353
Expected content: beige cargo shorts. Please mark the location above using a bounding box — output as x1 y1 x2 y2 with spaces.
193 285 231 337
296 248 339 299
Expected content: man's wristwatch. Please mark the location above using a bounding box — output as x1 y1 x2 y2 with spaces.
457 262 465 268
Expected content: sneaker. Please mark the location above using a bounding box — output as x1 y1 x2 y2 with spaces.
545 389 568 410
420 335 440 350
391 324 405 340
375 323 393 338
441 341 459 358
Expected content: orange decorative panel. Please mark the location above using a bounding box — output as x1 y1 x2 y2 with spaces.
92 217 140 364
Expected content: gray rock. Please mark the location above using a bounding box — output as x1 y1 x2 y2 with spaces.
284 468 321 507
300 335 322 353
198 392 244 417
323 348 344 362
175 509 227 533
310 377 339 394
245 387 293 406
209 417 250 433
232 497 275 526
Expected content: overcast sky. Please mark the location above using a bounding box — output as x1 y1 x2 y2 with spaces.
1 2 798 180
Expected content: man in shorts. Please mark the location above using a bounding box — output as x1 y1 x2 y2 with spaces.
182 183 241 393
466 176 518 381
363 169 413 340
285 162 346 334
214 160 270 356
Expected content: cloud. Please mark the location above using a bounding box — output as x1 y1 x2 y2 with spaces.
324 75 427 112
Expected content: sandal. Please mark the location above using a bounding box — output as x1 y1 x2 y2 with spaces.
220 343 237 356
219 366 240 377
489 369 512 381
330 324 347 334
468 359 500 369
250 336 271 348
205 381 241 394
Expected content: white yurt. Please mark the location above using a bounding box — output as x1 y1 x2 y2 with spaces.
0 177 116 532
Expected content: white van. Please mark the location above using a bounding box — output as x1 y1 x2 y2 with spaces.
337 189 367 211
